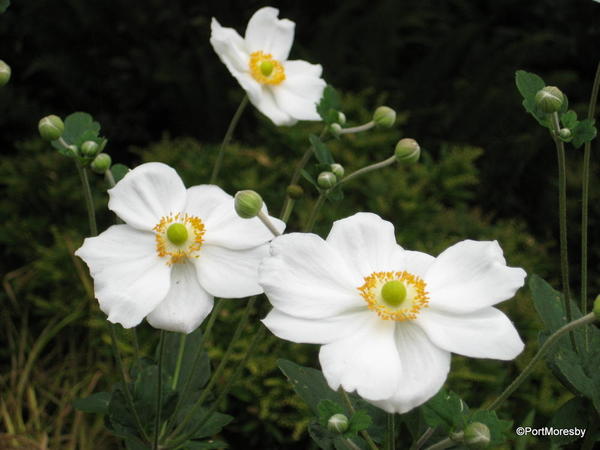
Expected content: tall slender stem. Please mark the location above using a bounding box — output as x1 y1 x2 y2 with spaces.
210 95 249 184
153 331 166 449
74 160 98 236
172 334 187 390
338 389 379 450
304 192 327 232
486 312 596 411
581 61 600 349
257 210 282 237
423 437 454 450
339 156 396 187
339 120 375 135
387 413 396 450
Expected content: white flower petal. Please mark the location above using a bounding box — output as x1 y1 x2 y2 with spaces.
389 249 435 278
416 307 524 360
273 67 325 121
425 240 526 313
285 60 323 78
244 7 295 60
75 225 171 328
210 18 262 100
319 317 401 401
146 261 214 334
108 162 187 231
194 244 266 298
326 213 400 278
368 323 450 414
259 233 365 319
184 185 284 250
248 85 296 126
262 308 371 344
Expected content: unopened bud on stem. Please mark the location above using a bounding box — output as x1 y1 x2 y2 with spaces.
395 138 420 163
330 163 344 179
318 171 337 189
81 140 100 157
464 422 491 449
91 153 112 174
535 86 564 114
373 106 396 128
327 414 349 434
0 60 11 86
38 115 64 141
234 190 263 219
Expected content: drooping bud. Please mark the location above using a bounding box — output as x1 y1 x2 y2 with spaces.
395 138 420 163
80 140 100 157
593 294 600 320
329 123 343 137
38 115 65 141
317 171 337 189
90 153 112 174
535 86 564 114
0 60 11 87
373 106 396 128
558 128 572 140
463 422 491 449
286 184 304 199
330 163 345 179
327 414 349 434
234 190 263 219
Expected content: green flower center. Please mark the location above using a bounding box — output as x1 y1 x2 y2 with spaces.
166 223 188 246
381 280 407 307
260 60 274 77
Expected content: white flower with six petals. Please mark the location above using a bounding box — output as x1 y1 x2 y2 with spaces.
210 7 326 126
76 162 284 334
260 213 526 413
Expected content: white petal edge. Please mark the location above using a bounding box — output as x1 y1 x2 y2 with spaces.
108 162 187 231
244 7 295 60
425 240 526 313
248 85 296 126
319 317 401 401
259 232 365 319
273 67 325 121
262 308 372 345
75 225 171 328
368 322 451 414
146 261 214 334
416 306 525 360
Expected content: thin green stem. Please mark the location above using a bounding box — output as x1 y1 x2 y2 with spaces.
581 60 600 350
153 331 166 450
172 334 187 390
387 413 396 450
411 427 435 450
210 95 249 184
169 297 256 440
486 312 596 411
304 192 327 232
339 156 396 187
74 160 98 236
343 438 362 450
424 437 454 450
339 121 375 135
338 389 379 450
131 328 142 375
551 113 573 327
280 198 295 223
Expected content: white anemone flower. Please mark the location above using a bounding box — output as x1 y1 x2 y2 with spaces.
210 7 326 126
75 162 284 334
260 213 526 413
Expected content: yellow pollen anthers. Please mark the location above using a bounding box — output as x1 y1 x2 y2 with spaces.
249 51 285 85
358 271 429 321
154 213 205 265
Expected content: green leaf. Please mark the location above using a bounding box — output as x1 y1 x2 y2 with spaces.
72 391 111 414
572 118 597 148
111 163 130 183
301 169 319 190
515 70 548 126
182 440 228 449
175 407 233 440
346 410 372 437
0 0 10 13
106 389 141 440
422 389 469 432
124 436 151 450
309 134 334 165
468 410 512 447
560 110 578 129
318 400 345 427
529 274 568 332
317 85 341 124
548 397 590 445
51 112 105 156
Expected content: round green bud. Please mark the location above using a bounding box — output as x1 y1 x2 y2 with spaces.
463 422 491 449
330 123 343 137
38 115 64 141
558 128 572 140
80 140 100 157
373 106 396 128
593 294 600 320
535 86 564 114
0 60 11 87
317 171 337 189
90 153 112 174
330 163 345 180
234 190 263 219
395 138 420 164
286 184 304 199
260 60 274 77
381 280 407 307
337 112 347 126
167 223 188 246
327 414 349 434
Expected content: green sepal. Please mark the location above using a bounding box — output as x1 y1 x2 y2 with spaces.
317 85 342 124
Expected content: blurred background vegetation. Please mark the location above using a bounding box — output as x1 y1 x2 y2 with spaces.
1 0 599 448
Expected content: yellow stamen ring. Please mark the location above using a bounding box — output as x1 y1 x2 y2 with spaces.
249 51 285 85
358 271 429 321
154 213 205 265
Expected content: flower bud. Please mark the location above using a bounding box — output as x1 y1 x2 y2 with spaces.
373 106 396 128
395 138 420 163
330 163 344 180
38 115 64 141
317 171 337 189
0 60 11 87
286 184 304 199
593 294 600 320
336 112 346 126
329 123 343 137
80 140 100 157
234 190 263 219
463 422 491 449
65 144 79 157
90 153 112 174
535 86 564 114
327 413 349 434
558 128 572 140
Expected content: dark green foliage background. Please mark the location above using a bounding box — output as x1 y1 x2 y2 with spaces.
1 0 600 448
